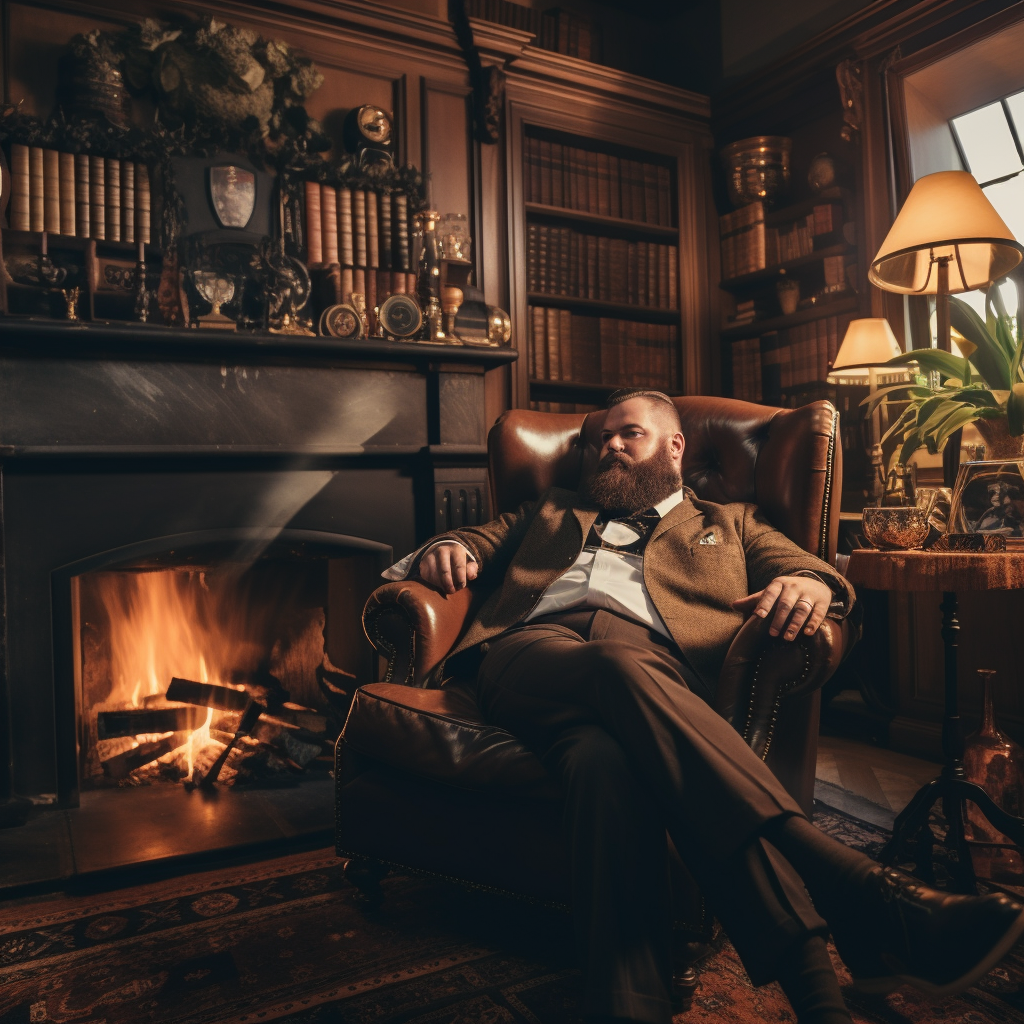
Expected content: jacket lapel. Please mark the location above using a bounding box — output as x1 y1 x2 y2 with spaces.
650 492 703 546
572 504 600 547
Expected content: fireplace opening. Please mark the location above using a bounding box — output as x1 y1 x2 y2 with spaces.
60 531 389 806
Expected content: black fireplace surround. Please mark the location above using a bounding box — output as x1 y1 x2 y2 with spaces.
0 320 515 814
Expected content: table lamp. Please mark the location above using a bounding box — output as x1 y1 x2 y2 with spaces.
868 170 1024 354
827 317 911 503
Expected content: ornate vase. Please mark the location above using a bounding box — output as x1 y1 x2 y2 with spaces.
964 668 1024 882
974 417 1024 460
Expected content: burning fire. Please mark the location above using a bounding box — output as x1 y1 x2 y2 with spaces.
80 566 333 787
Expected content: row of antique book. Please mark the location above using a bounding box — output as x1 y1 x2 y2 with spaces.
524 136 673 226
465 0 597 60
528 305 678 387
730 313 854 404
530 401 602 413
719 200 843 280
527 223 679 309
7 144 152 243
303 182 415 271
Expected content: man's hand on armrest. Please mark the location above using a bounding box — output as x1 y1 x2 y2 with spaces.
417 541 478 594
730 575 833 642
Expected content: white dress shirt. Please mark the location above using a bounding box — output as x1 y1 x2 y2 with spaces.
383 489 685 640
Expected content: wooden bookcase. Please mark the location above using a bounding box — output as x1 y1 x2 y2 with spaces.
719 193 860 410
504 55 714 411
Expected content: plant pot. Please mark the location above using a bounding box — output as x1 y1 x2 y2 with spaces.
975 418 1024 460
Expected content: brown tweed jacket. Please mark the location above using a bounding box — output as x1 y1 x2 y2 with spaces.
436 487 854 689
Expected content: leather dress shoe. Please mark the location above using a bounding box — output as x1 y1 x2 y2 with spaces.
832 865 1024 996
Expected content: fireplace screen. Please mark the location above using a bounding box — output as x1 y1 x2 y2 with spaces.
70 545 380 792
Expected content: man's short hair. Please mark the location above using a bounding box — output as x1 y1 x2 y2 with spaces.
606 388 682 431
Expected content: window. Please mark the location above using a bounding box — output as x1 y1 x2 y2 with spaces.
949 95 1024 326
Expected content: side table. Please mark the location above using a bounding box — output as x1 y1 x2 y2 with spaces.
845 549 1024 893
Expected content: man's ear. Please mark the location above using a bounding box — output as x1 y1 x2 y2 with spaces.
671 432 685 460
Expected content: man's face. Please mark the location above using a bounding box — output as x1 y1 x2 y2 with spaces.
583 398 685 513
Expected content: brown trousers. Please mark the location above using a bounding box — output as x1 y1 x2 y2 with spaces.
476 609 828 1024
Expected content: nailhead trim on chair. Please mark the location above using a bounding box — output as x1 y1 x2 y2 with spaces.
743 639 813 762
366 608 416 686
818 406 837 562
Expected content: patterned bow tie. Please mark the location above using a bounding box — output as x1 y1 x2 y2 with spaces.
588 507 661 556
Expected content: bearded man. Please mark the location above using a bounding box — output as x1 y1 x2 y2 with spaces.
384 388 1024 1024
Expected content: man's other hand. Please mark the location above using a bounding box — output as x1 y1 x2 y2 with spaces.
417 542 479 594
731 575 832 641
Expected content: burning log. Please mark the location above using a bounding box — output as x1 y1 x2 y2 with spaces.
195 699 263 789
166 677 251 712
102 733 188 780
97 706 206 740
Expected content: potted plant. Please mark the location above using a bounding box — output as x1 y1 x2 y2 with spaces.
867 289 1024 466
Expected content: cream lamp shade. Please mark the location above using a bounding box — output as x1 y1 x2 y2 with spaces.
826 318 912 385
869 170 1024 294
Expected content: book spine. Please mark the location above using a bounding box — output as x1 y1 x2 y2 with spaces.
29 146 45 232
608 156 621 220
43 148 61 233
341 268 354 303
559 308 573 381
551 142 564 207
120 161 135 243
10 144 30 231
59 151 77 236
586 150 599 214
320 184 339 265
304 181 322 265
74 154 90 238
546 306 561 380
89 155 106 240
366 191 379 269
379 190 392 269
136 163 151 245
538 139 552 206
394 193 410 271
530 304 546 378
597 151 610 217
337 188 354 267
667 246 678 310
353 190 367 268
526 222 539 292
656 165 671 227
105 158 121 241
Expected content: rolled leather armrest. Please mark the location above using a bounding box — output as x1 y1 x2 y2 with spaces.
363 580 477 687
714 613 852 762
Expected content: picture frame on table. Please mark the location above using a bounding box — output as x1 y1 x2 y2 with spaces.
949 459 1024 544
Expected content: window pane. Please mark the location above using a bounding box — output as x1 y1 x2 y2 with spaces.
1004 90 1024 156
983 176 1024 242
951 102 1022 183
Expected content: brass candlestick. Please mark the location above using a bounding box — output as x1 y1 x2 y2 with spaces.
441 285 463 341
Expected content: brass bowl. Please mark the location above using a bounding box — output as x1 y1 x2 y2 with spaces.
862 506 931 550
721 136 792 209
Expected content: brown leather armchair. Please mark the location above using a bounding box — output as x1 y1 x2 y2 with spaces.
335 396 854 953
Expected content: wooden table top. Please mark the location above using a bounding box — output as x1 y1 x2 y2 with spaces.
846 548 1024 592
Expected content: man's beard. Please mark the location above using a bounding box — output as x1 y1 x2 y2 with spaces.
582 443 682 514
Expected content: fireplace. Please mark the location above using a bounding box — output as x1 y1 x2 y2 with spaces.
0 320 514 886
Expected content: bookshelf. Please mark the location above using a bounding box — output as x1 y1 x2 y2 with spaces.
718 193 861 409
517 126 684 413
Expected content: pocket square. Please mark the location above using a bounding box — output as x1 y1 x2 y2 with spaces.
697 530 718 546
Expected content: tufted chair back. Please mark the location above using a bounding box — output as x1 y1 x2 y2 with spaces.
488 397 841 564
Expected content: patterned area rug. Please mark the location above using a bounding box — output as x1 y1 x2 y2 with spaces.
1 808 1022 1024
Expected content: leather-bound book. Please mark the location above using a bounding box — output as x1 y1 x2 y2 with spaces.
43 148 61 232
559 308 573 381
74 154 90 238
596 152 611 217
642 163 659 226
586 235 598 300
626 241 638 305
320 183 339 265
406 271 417 295
586 151 599 214
529 304 545 378
365 270 376 334
608 155 621 220
10 144 30 231
657 243 670 310
667 245 678 310
29 146 45 232
551 142 564 207
105 158 121 241
536 223 549 293
135 164 151 244
597 236 610 302
526 222 539 292
304 181 322 265
538 138 552 205
60 151 77 235
394 193 410 271
545 306 561 380
557 227 571 296
366 191 379 268
379 189 392 269
337 187 354 266
341 267 354 303
636 241 648 307
120 161 134 243
89 155 106 240
353 189 367 268
657 165 672 227
391 270 406 294
353 267 366 300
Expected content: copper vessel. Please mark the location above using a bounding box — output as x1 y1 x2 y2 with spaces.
964 669 1024 882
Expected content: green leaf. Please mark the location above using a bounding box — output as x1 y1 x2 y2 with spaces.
1008 383 1024 436
880 403 919 446
858 384 931 412
887 348 970 380
931 406 985 449
950 297 1013 389
898 428 926 466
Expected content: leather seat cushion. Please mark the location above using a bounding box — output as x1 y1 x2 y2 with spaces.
342 682 557 796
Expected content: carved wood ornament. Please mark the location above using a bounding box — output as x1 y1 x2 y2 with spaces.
836 59 864 143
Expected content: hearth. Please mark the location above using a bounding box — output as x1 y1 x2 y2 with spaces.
0 319 514 885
